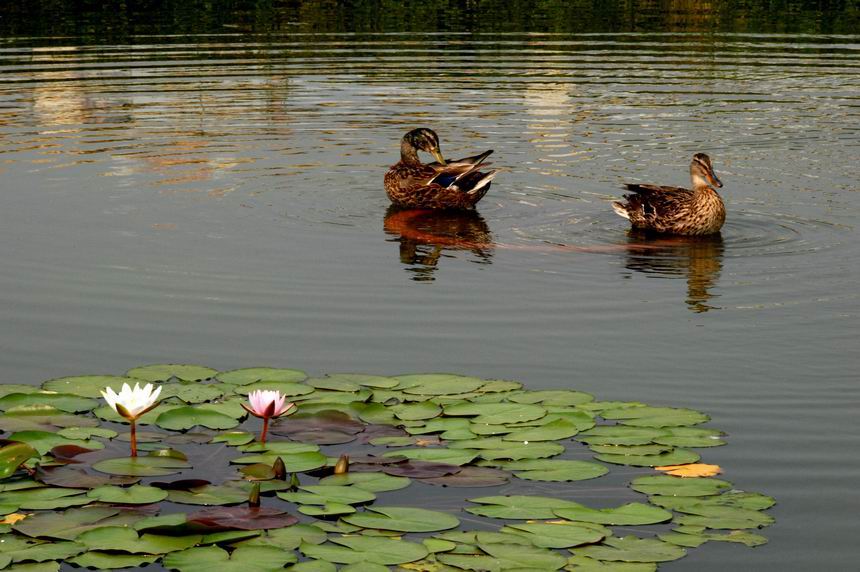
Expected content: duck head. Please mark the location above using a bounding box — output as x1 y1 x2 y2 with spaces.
402 127 446 165
690 153 722 189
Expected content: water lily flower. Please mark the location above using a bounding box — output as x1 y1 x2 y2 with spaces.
242 390 295 445
101 382 162 457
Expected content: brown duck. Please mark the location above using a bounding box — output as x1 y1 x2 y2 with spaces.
612 153 726 236
384 128 498 209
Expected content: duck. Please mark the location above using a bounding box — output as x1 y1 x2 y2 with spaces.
384 128 498 209
612 153 726 236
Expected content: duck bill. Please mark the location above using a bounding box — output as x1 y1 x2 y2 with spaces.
431 148 447 166
707 169 723 188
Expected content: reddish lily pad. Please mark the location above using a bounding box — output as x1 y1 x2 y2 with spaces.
188 506 299 531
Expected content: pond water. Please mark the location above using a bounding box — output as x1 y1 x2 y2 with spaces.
0 2 858 570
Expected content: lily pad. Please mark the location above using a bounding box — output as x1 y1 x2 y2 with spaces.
0 393 97 413
92 455 191 477
127 364 218 382
595 448 700 467
630 475 732 497
500 459 608 482
573 536 686 563
601 407 708 428
188 506 299 531
278 485 376 506
41 376 141 398
381 460 461 479
478 540 568 569
508 390 594 407
502 419 581 442
420 466 510 487
168 484 250 506
501 521 608 548
0 487 89 510
466 495 585 520
318 472 410 493
68 552 159 569
216 368 308 385
555 503 673 525
343 506 460 533
443 402 547 425
76 526 201 553
86 484 168 504
301 535 429 565
155 406 239 431
164 545 298 571
12 507 145 540
232 451 328 473
383 448 477 466
0 442 39 479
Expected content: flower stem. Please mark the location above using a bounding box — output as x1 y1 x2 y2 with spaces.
130 419 138 457
260 416 269 445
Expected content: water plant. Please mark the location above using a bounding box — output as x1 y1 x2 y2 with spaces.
0 365 774 571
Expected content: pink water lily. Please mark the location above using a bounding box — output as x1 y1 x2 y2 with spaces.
242 390 295 445
101 382 162 457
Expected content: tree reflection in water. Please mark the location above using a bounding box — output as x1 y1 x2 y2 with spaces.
623 233 724 313
383 207 494 282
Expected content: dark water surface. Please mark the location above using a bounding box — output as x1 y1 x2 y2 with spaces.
0 2 858 570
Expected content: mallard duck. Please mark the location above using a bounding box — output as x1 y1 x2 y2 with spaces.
612 153 726 236
384 128 498 209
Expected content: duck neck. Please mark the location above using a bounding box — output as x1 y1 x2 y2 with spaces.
400 140 421 165
691 173 715 193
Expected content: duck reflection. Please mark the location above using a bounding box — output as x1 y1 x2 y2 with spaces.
383 207 494 281
623 232 724 313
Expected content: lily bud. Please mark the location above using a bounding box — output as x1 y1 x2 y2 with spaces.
334 454 350 475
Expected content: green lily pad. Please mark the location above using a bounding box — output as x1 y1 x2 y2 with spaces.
216 368 308 385
554 503 673 525
392 401 442 421
301 535 429 565
0 442 39 479
659 527 768 548
573 536 686 563
76 526 201 553
0 534 85 564
299 502 356 517
652 427 726 448
466 495 585 519
595 448 700 467
236 523 327 550
0 393 97 413
343 506 459 533
233 381 314 398
211 431 255 446
500 459 608 482
164 545 297 572
478 541 568 570
673 505 775 529
167 484 249 506
443 402 547 425
501 522 609 548
0 406 98 432
231 451 328 473
383 448 477 466
161 383 226 404
0 487 89 510
318 472 410 493
86 484 168 504
451 439 564 461
56 427 117 440
41 375 142 398
566 555 657 571
92 455 191 477
13 507 145 540
601 407 708 428
508 390 594 407
7 431 100 455
502 419 581 442
650 491 775 512
279 485 376 506
155 406 239 430
575 426 664 446
68 552 159 569
396 374 487 396
420 466 510 487
630 475 732 497
127 364 218 382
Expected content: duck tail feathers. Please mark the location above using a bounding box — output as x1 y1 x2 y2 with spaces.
612 201 631 219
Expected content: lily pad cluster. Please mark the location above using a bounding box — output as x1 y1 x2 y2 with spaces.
0 365 774 571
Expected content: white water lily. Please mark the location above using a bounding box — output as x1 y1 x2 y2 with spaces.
101 382 162 420
101 382 162 457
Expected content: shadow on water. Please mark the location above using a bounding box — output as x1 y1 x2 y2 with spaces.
383 206 494 281
623 232 725 313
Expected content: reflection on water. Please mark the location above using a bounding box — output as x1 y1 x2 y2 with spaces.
623 232 724 313
383 207 494 281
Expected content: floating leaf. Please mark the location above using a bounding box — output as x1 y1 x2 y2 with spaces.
466 495 584 520
674 505 775 529
502 419 581 442
0 406 98 432
188 506 298 531
500 459 608 482
86 484 168 504
318 472 410 493
41 376 140 398
383 448 477 466
478 540 568 569
278 485 376 506
601 407 708 428
236 523 327 550
127 364 218 382
659 527 768 548
211 432 255 446
162 384 226 404
232 451 328 473
343 506 459 533
0 534 85 564
76 526 201 553
301 535 429 565
7 431 100 456
216 368 307 385
69 552 159 569
566 555 657 570
165 545 298 571
35 465 138 489
396 374 487 396
92 455 191 477
233 381 313 398
0 393 97 413
650 491 775 512
56 427 117 440
655 463 721 477
0 487 89 510
13 507 144 540
555 503 673 525
595 448 700 467
573 536 686 563
381 461 460 479
630 476 732 497
653 427 726 448
501 521 608 548
0 442 39 479
508 390 594 407
443 402 546 425
155 407 239 431
420 466 510 487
